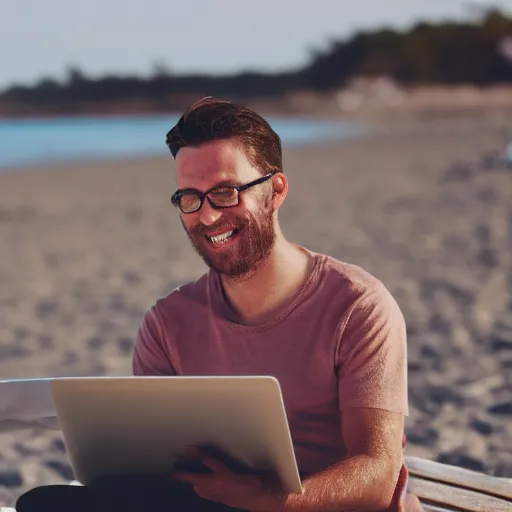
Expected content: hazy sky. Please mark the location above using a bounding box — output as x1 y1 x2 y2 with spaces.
2 0 512 89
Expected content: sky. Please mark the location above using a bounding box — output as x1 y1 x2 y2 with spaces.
1 0 512 90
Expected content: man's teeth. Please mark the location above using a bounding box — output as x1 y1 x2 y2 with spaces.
209 230 234 243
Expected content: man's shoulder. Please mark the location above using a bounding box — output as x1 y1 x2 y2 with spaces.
319 253 389 300
318 254 404 330
147 271 210 318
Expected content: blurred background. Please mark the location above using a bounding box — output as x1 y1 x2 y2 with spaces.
1 0 512 507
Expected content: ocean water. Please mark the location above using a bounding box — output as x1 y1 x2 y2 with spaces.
0 115 367 171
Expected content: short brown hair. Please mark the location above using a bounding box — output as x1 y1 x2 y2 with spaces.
166 96 282 175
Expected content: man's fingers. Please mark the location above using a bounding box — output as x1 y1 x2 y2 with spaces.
202 456 231 475
171 471 206 484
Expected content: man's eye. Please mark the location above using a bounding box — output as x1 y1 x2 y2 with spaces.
210 188 237 198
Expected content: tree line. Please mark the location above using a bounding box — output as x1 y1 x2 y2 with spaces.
1 8 511 113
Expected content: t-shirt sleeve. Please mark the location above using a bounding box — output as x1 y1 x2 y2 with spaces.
336 283 408 415
132 307 177 376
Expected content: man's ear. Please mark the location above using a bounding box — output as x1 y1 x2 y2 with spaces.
272 172 288 208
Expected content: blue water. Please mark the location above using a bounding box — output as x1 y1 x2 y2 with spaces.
0 115 367 171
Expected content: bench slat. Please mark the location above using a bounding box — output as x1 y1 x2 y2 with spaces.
406 455 512 501
421 505 457 512
408 476 512 512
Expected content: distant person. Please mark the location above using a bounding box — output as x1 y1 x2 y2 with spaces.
506 140 512 162
16 97 424 511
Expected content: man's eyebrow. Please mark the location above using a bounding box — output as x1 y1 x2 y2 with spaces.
176 177 241 193
211 178 243 188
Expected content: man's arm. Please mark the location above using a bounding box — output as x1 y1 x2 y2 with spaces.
275 407 404 512
276 282 408 511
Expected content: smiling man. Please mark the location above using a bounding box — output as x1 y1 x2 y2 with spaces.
132 97 423 511
16 97 423 512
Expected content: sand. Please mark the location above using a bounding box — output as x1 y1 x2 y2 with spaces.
0 114 511 506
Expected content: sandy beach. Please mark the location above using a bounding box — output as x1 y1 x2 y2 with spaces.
0 113 511 506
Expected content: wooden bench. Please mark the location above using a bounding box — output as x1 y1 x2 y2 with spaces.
405 456 512 511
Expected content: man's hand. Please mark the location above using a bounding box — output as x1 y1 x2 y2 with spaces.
171 446 286 512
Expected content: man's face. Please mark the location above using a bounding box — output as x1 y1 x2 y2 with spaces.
174 139 277 278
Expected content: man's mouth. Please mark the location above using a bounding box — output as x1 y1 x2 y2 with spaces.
205 228 239 244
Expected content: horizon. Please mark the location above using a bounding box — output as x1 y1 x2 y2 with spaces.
2 0 512 92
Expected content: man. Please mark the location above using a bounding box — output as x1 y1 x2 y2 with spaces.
16 97 423 511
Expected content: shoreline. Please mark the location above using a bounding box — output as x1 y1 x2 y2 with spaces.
0 116 375 173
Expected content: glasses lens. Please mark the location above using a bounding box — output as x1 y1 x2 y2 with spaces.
208 187 238 207
179 193 202 213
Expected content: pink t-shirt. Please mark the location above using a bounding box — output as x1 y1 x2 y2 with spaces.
133 251 410 505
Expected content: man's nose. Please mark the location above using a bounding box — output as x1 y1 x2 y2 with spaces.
198 200 223 226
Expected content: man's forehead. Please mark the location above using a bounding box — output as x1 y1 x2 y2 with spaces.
175 140 254 188
175 161 238 190
178 140 235 166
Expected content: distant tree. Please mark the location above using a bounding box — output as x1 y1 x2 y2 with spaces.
151 59 173 78
301 7 512 87
65 65 87 86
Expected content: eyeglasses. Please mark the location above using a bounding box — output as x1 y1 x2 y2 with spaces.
171 170 281 214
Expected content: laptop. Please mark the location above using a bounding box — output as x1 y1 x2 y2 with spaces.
0 376 303 494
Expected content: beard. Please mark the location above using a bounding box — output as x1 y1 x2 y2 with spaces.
182 198 276 278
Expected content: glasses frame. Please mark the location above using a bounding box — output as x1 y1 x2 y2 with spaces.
171 170 281 214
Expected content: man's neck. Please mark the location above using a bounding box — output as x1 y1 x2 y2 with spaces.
220 240 314 325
